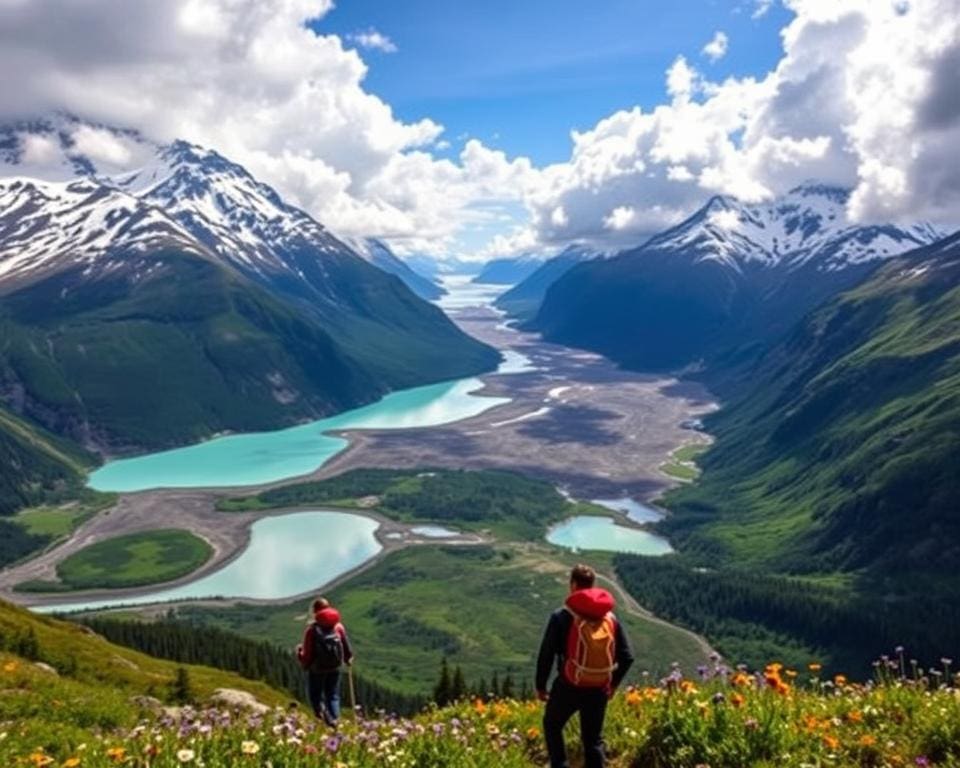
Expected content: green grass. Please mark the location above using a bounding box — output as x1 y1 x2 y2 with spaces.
672 443 708 463
3 596 960 768
13 493 116 538
55 529 213 590
661 462 699 480
171 543 707 696
218 468 598 540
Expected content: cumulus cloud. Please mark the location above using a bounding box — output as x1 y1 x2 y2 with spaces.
348 28 398 53
0 0 531 254
521 0 960 251
702 31 729 62
0 0 957 260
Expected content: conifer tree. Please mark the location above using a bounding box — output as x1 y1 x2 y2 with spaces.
172 666 194 704
433 657 452 706
451 665 466 702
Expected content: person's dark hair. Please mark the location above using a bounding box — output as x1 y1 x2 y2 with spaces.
570 563 595 590
312 597 330 613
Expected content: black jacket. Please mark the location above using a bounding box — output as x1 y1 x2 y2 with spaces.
535 607 634 693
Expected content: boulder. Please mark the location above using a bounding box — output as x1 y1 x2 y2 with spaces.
209 688 269 715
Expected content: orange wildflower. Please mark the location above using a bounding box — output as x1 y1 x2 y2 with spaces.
526 727 540 740
625 688 642 707
808 663 822 673
823 734 840 751
729 692 745 708
473 698 487 715
834 674 848 686
29 753 54 767
859 734 877 747
846 710 863 723
105 747 126 762
62 760 81 768
731 672 750 687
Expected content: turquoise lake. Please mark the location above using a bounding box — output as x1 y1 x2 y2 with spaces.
89 375 511 492
38 510 381 614
547 516 673 555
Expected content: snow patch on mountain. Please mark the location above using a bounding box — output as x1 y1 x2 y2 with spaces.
644 185 945 272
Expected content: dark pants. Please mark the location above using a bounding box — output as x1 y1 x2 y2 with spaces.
543 678 608 768
306 669 341 725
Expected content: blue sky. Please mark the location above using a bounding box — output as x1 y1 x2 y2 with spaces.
316 0 793 165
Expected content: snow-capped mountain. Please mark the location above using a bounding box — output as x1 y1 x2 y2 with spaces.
0 116 499 452
0 118 383 306
642 185 945 273
0 176 202 284
532 186 950 373
342 236 444 300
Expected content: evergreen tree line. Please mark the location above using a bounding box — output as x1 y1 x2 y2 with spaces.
431 656 533 706
81 617 427 716
614 554 960 676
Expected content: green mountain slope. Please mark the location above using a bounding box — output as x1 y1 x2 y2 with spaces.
654 232 960 663
0 249 497 453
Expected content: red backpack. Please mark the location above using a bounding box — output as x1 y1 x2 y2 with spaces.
562 608 617 688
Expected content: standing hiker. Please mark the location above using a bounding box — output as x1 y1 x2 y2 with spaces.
535 563 634 768
297 597 354 726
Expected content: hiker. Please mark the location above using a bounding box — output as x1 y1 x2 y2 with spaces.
535 563 634 768
297 597 354 726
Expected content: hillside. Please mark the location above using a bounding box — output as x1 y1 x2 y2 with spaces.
473 255 543 285
0 406 94 566
531 186 943 372
2 595 959 767
346 237 445 300
495 245 597 321
644 232 960 668
0 120 499 454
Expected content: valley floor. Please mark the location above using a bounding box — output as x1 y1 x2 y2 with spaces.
0 289 720 693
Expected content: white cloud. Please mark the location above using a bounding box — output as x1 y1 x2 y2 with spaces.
753 0 775 18
348 28 398 53
604 206 636 231
68 125 135 166
519 0 960 252
0 0 957 261
702 31 729 62
19 133 58 165
0 0 531 255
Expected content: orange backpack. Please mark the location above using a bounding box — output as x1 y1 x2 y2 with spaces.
562 609 616 688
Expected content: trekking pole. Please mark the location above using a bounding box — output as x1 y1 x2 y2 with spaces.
347 662 358 718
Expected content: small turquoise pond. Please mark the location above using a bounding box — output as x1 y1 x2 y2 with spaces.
546 516 673 555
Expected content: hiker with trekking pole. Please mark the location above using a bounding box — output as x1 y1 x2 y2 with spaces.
535 563 634 768
297 596 355 726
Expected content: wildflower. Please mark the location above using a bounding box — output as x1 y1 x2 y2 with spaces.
823 734 839 751
176 749 195 763
29 753 54 767
526 726 540 740
63 760 81 768
846 710 863 723
915 758 930 767
473 698 487 715
625 688 642 707
808 663 822 673
240 741 260 755
105 747 126 763
729 692 745 708
859 735 877 747
834 674 847 686
3 661 18 673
